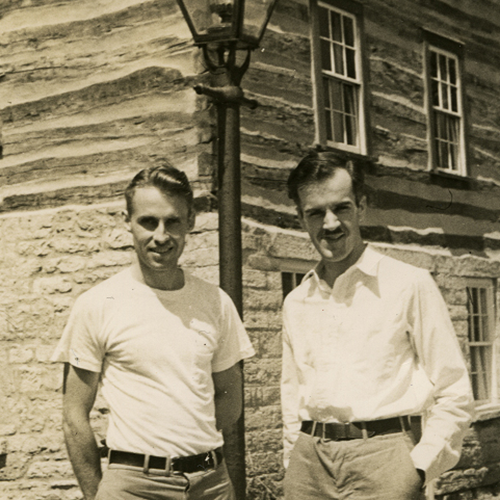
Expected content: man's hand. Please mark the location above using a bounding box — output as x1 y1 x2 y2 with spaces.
63 363 102 500
405 468 425 499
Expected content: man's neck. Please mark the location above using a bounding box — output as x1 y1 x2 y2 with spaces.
320 244 367 288
132 263 185 291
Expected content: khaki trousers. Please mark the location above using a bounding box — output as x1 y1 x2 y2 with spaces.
95 459 235 500
284 431 426 500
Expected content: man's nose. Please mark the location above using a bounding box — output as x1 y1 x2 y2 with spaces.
153 222 170 243
323 209 340 230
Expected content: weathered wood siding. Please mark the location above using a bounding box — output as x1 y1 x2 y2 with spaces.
0 0 212 213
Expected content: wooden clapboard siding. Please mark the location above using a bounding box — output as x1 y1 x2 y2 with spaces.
238 0 500 256
0 0 209 212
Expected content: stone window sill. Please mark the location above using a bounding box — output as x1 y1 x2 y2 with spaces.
472 402 500 422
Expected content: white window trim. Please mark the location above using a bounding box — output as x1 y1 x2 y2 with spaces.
465 277 499 418
425 41 467 176
310 0 367 155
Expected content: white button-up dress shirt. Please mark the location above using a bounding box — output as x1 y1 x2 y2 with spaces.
281 245 474 482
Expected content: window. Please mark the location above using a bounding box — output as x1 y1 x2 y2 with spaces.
311 0 367 154
282 272 305 300
424 32 467 175
466 279 497 403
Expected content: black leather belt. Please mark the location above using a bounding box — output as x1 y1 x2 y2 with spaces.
301 417 412 441
108 448 223 474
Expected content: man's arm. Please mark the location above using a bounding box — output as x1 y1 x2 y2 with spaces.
212 363 242 431
409 271 474 483
62 363 101 500
281 319 302 468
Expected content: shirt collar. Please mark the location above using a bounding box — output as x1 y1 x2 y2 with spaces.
303 245 383 289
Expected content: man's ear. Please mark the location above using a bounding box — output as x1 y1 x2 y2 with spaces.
188 210 196 232
357 195 367 222
123 210 131 231
296 206 307 231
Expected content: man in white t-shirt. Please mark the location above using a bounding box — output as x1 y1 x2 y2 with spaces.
52 165 255 500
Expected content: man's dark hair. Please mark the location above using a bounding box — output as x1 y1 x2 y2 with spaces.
125 164 194 215
287 151 365 209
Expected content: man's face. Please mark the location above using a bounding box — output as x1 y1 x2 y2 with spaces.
297 169 366 268
126 186 195 275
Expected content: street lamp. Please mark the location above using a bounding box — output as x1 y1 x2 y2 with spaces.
175 1 278 499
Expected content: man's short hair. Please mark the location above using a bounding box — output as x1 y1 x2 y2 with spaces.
125 164 194 215
287 151 365 209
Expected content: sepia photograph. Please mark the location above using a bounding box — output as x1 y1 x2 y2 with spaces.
0 1 499 499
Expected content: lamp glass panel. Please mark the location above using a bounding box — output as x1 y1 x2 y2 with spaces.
180 0 235 39
242 0 277 43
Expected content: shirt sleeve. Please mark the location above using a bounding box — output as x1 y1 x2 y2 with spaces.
211 290 255 373
281 302 302 468
408 270 474 483
50 292 105 373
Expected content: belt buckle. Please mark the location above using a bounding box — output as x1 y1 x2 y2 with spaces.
143 454 172 476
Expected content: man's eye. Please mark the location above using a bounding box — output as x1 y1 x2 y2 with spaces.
139 217 158 230
308 210 324 218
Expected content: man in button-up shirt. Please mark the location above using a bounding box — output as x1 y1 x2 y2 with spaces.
281 151 474 499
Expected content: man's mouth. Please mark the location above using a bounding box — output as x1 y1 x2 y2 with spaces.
150 247 173 255
323 232 344 241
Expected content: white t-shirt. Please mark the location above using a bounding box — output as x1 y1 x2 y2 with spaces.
52 268 255 457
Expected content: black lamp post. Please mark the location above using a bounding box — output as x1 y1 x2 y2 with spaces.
175 1 278 498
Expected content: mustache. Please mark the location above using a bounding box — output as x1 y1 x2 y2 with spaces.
323 229 344 237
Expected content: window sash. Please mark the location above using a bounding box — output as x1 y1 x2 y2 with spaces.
427 45 465 174
323 77 359 146
467 285 495 402
315 1 364 152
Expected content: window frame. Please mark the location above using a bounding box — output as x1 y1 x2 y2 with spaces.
310 0 369 155
465 278 498 412
423 31 468 176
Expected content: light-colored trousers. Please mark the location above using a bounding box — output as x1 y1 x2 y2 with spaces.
284 431 426 500
95 459 235 500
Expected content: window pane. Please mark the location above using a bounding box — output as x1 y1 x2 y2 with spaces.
345 114 357 145
344 16 354 47
439 53 448 81
331 79 342 111
430 51 438 78
343 84 356 115
333 43 344 75
480 289 489 340
449 58 457 85
319 7 330 38
448 117 459 170
333 111 344 142
331 11 342 42
321 39 332 71
432 80 440 107
323 77 331 108
441 82 449 110
450 87 458 113
281 273 294 298
346 48 356 79
325 110 333 140
434 112 445 139
439 140 448 169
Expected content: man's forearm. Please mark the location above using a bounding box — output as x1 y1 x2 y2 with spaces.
63 420 102 500
214 390 242 430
